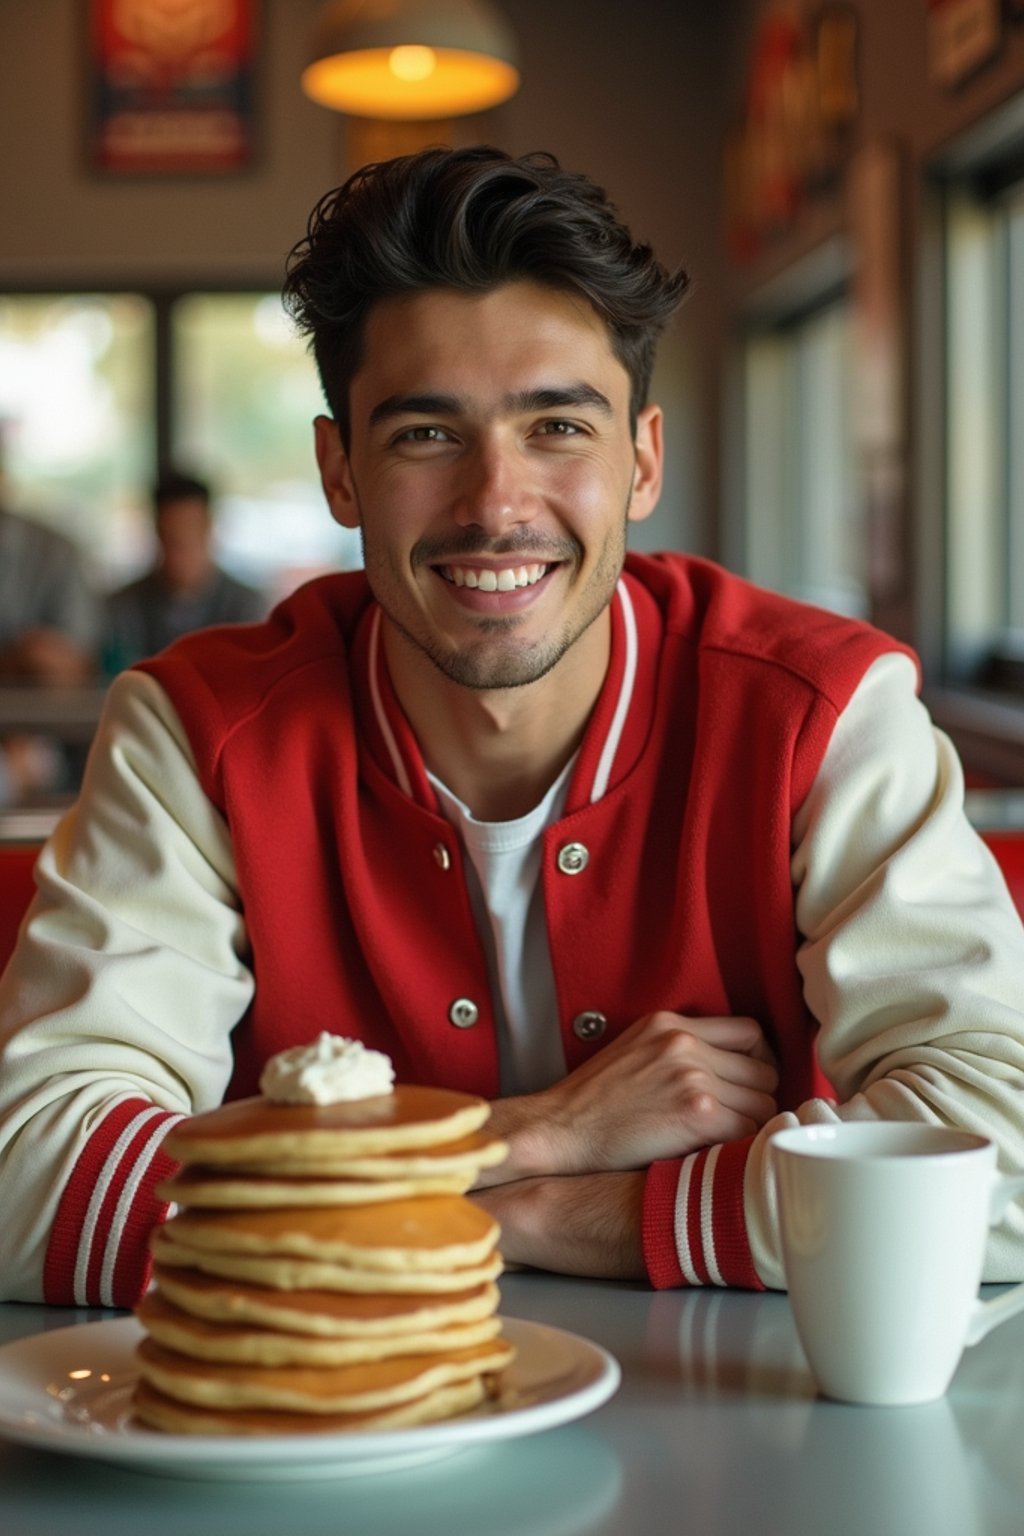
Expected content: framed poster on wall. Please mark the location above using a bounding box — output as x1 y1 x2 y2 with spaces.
89 0 257 175
927 0 1002 88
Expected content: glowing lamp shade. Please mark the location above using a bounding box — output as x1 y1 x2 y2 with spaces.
302 0 521 120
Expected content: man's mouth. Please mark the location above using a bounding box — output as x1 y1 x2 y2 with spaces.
437 563 552 592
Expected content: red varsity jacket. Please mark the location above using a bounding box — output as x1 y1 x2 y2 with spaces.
45 551 906 1301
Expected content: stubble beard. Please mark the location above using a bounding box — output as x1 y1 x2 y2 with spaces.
391 608 583 691
356 496 632 692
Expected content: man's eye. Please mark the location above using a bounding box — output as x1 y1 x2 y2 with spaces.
536 420 582 436
398 425 450 443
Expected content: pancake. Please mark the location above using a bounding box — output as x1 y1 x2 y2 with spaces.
136 1043 513 1435
150 1228 504 1292
157 1167 474 1207
161 1197 499 1270
136 1334 516 1413
153 1265 500 1338
133 1375 487 1435
136 1291 503 1366
163 1086 490 1167
224 1132 511 1182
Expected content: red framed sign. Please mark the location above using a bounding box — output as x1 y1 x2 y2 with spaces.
89 0 257 175
927 0 1002 88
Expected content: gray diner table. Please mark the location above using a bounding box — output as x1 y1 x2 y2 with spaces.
0 1272 1021 1536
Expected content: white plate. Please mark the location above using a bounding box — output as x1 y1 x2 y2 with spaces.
0 1315 619 1481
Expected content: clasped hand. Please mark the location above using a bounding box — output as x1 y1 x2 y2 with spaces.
480 1010 778 1186
473 1012 778 1280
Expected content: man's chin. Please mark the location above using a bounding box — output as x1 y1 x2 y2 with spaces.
427 643 566 692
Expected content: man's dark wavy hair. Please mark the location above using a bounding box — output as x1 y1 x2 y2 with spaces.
283 146 689 446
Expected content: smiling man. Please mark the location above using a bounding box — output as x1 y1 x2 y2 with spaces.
1 147 1023 1307
314 279 663 818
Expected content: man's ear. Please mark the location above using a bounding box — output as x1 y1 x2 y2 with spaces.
314 415 360 529
627 403 664 524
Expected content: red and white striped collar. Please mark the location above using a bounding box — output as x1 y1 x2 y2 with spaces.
360 576 654 815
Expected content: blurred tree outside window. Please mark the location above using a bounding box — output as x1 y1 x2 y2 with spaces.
171 293 361 602
0 294 155 587
0 290 360 606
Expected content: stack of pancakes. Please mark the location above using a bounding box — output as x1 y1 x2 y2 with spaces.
133 1084 514 1434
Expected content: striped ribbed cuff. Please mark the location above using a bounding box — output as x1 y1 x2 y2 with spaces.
642 1137 764 1291
43 1097 184 1308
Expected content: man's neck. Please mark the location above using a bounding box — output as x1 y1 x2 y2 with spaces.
382 613 612 822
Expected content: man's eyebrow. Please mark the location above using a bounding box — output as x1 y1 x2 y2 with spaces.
368 393 462 427
504 384 614 416
367 382 615 429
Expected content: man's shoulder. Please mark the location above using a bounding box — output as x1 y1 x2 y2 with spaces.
626 551 916 706
134 571 376 768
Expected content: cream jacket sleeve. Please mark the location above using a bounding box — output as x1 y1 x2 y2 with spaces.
741 651 1024 1286
0 670 251 1302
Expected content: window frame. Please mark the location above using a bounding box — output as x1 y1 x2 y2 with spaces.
729 235 867 617
935 144 1024 690
0 276 271 471
919 92 1024 785
0 278 347 597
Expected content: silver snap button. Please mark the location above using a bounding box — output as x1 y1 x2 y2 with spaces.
557 841 590 875
449 997 480 1029
573 1010 607 1041
433 843 451 871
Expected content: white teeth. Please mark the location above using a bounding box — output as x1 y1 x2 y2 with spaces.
444 564 547 590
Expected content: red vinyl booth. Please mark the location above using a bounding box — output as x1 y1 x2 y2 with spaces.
0 844 40 974
983 832 1024 920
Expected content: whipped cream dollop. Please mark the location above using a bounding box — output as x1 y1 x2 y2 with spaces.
258 1033 395 1105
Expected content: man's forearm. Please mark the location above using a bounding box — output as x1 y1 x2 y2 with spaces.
473 1170 647 1280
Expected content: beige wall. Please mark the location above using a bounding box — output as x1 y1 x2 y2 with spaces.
0 0 725 556
5 3 1024 579
0 0 342 282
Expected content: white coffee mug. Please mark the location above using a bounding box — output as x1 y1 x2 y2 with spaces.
770 1122 1024 1406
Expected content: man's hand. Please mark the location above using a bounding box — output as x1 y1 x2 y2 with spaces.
474 1171 647 1280
480 1011 778 1186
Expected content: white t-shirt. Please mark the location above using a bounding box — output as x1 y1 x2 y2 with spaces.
430 756 575 1095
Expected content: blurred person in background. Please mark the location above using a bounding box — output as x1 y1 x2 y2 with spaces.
105 469 266 671
0 440 101 807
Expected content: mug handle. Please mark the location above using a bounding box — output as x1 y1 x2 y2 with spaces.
965 1172 1024 1347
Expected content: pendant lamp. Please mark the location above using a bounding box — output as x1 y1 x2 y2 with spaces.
301 0 521 120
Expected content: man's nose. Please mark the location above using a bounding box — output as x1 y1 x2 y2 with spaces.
452 442 536 530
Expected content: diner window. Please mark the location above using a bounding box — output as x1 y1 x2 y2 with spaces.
0 289 357 601
944 175 1024 692
0 294 155 586
171 294 360 600
741 295 865 617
